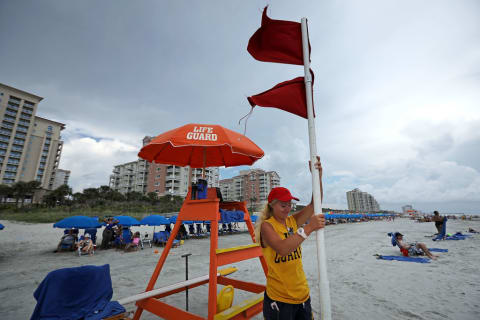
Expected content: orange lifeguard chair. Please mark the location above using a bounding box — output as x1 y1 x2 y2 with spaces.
132 187 268 320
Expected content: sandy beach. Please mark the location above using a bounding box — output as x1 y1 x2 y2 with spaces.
1 217 479 320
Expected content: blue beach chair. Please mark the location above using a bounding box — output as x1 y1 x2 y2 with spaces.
31 264 126 320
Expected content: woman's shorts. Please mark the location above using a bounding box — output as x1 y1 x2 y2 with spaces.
263 292 313 320
408 243 424 256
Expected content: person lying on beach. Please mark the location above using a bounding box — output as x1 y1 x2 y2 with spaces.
255 157 324 320
395 233 439 260
77 233 94 256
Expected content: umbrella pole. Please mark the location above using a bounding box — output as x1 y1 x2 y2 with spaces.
202 147 206 179
301 18 331 320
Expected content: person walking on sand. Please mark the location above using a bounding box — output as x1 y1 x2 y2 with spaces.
255 157 325 320
432 211 444 234
395 233 439 260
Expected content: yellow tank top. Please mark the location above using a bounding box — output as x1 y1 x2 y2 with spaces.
262 215 309 304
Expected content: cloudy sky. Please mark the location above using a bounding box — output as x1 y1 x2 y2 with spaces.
1 0 479 213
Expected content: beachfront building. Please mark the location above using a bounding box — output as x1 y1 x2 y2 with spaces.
51 168 71 190
109 159 149 194
0 84 68 200
346 188 380 212
143 135 219 197
219 168 280 211
110 136 219 197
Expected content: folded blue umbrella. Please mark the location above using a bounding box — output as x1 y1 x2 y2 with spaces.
31 264 125 320
53 216 102 229
113 215 141 227
376 255 431 263
429 248 448 252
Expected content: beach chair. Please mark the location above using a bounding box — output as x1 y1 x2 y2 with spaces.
140 233 152 249
77 234 95 256
165 231 181 247
31 264 128 320
85 228 98 244
153 231 164 246
119 228 133 248
58 233 77 252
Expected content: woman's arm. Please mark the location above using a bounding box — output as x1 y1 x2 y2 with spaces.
261 215 325 256
261 222 308 256
294 157 323 226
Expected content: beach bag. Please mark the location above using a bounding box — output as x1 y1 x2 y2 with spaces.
400 247 409 257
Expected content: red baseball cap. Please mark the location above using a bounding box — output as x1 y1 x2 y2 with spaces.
268 187 299 203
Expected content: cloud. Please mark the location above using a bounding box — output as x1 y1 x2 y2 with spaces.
61 135 138 192
1 0 479 213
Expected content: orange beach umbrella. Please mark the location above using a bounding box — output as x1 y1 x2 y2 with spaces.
138 123 264 168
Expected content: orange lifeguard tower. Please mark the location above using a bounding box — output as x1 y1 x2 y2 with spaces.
132 124 268 319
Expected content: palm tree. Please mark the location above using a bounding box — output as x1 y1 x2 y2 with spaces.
11 181 29 207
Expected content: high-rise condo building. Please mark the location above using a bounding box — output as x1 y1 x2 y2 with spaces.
346 188 380 212
219 168 280 210
0 84 66 196
52 168 71 190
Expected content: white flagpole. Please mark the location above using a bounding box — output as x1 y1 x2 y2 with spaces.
301 18 332 320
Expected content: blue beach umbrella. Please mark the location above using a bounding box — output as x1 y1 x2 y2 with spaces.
140 215 170 226
113 215 141 227
53 216 102 229
0 223 4 230
169 215 177 224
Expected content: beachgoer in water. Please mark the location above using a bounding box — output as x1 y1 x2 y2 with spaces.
255 157 324 320
395 233 439 260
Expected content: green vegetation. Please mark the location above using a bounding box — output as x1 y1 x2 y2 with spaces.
0 184 184 224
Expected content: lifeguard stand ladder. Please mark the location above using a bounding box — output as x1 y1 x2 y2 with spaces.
132 187 268 320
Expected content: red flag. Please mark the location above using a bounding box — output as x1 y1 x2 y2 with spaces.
247 7 310 65
247 73 314 119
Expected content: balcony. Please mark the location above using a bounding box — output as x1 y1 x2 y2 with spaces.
20 114 31 121
4 167 17 173
0 130 11 136
16 127 28 133
0 137 10 143
7 104 19 111
5 111 17 117
15 134 26 139
22 109 33 115
9 153 21 159
1 123 13 129
13 140 25 146
19 120 30 126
